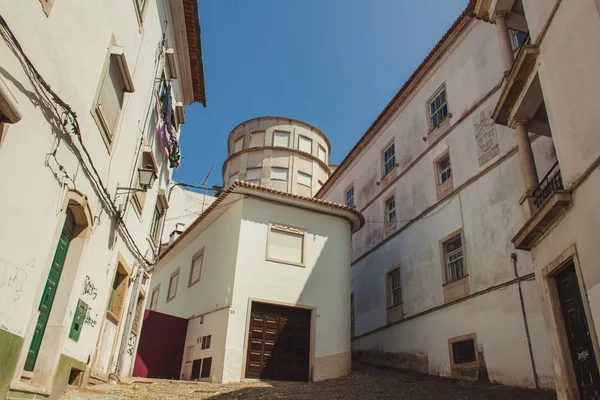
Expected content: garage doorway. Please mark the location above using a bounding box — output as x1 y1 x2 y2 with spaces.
245 302 311 382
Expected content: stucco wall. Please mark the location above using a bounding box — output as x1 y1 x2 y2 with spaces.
162 185 216 243
221 197 352 382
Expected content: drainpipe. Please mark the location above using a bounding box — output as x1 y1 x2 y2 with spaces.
511 252 539 389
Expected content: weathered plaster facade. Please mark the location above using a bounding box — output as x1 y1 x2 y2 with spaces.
317 5 558 390
0 0 205 398
222 117 332 197
148 182 362 383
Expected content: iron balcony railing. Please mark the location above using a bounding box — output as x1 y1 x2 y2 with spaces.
533 161 563 208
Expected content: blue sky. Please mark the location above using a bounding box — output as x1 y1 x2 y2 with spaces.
174 0 467 189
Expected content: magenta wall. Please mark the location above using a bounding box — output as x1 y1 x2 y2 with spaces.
133 310 188 379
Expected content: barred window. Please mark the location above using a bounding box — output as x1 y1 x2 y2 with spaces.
444 235 465 282
452 339 476 364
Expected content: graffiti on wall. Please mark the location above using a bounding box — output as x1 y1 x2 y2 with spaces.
84 306 98 328
0 258 35 318
127 331 137 355
81 275 98 300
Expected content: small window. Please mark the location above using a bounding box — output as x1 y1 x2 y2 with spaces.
132 151 157 213
108 263 129 320
233 137 243 153
298 135 312 154
201 335 211 350
382 142 396 176
437 155 452 184
297 172 312 187
345 185 355 208
267 224 305 266
452 339 477 364
245 168 262 183
150 202 166 245
429 87 448 129
149 286 160 310
273 131 290 147
249 131 265 148
386 268 401 308
167 269 180 302
444 234 465 283
385 197 396 225
270 167 288 181
189 248 204 287
318 145 327 163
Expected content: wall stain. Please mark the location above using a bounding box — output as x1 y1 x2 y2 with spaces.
0 258 35 318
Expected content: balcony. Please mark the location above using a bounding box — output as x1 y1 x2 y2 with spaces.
512 162 572 250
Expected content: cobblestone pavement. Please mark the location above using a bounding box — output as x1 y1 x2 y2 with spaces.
61 364 556 400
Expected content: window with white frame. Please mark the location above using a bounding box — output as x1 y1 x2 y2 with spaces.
387 268 401 308
233 137 243 153
273 131 290 147
429 87 448 129
382 142 396 176
189 248 204 287
297 171 312 187
385 196 396 225
245 168 262 183
149 198 166 245
345 185 355 208
437 154 452 184
318 145 327 163
298 135 312 154
249 131 265 148
167 268 179 302
509 29 529 51
270 167 288 181
267 223 305 266
444 234 465 283
149 286 160 310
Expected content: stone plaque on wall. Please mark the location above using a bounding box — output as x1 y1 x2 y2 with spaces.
473 104 499 166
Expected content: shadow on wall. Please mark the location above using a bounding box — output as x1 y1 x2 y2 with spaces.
133 310 188 379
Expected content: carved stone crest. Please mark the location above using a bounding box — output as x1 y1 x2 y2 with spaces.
474 104 500 166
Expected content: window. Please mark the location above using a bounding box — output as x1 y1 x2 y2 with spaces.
437 155 452 184
298 135 312 154
318 145 327 163
273 131 290 147
385 196 396 225
429 87 448 129
189 248 204 287
382 142 396 176
93 45 134 149
107 263 129 321
201 335 212 350
233 137 243 153
297 172 312 187
249 131 265 148
444 234 465 283
167 268 180 302
345 185 355 208
245 168 262 183
150 203 165 245
452 339 477 365
267 223 306 266
270 167 288 181
509 29 529 50
149 286 160 310
387 268 401 308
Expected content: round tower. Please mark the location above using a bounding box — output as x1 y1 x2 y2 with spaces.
222 116 331 197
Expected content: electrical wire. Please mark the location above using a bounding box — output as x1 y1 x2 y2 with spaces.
0 14 158 269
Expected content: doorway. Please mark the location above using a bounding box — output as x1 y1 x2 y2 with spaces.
24 210 75 371
555 261 600 399
245 302 311 382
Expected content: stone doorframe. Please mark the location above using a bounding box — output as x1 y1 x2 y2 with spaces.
539 244 600 399
11 189 93 392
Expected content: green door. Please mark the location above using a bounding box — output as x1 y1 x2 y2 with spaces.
24 211 75 371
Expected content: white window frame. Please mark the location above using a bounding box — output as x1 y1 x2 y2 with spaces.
387 267 401 308
298 135 313 154
385 196 396 225
273 131 290 148
438 155 452 184
345 184 355 208
382 142 396 177
266 223 306 267
428 85 448 130
270 167 289 181
249 131 265 148
444 233 465 283
297 171 312 187
245 168 262 183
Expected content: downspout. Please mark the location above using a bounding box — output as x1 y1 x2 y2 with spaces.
511 252 539 389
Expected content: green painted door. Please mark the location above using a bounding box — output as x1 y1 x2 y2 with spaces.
24 211 75 371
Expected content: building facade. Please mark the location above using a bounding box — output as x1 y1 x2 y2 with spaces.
222 117 332 197
144 181 363 383
0 0 205 398
475 0 600 398
316 2 559 390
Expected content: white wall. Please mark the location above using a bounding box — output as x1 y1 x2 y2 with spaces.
163 185 216 243
221 197 352 382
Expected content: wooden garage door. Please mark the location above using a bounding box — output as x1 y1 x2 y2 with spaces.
245 302 311 382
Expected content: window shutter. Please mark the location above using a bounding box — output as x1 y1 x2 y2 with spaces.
297 172 312 187
249 131 265 148
299 136 312 153
273 131 290 147
233 138 243 153
245 168 262 181
97 57 125 139
270 167 288 181
269 228 304 264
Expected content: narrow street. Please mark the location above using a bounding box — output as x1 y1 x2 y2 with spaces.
61 364 555 400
